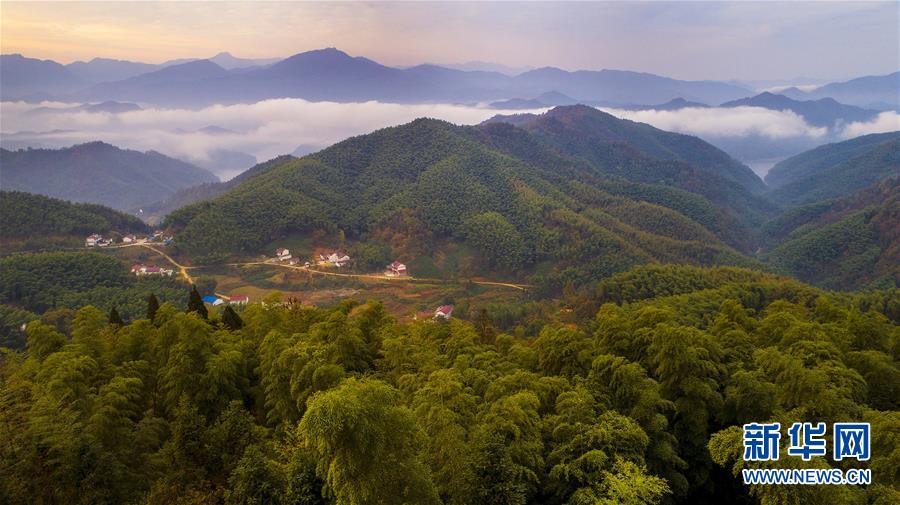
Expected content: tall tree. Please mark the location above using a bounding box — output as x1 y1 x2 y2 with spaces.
147 293 160 322
298 378 440 505
221 306 243 330
187 286 208 320
108 306 124 326
475 308 497 345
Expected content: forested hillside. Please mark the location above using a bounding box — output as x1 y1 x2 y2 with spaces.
471 118 763 251
766 131 900 188
0 142 218 210
765 133 900 206
165 108 769 290
0 191 149 251
137 155 298 223
763 178 899 290
481 108 775 230
496 105 767 194
0 264 896 504
0 251 190 348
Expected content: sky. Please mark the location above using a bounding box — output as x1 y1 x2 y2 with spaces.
1 1 898 81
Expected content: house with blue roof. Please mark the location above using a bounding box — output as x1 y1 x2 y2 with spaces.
202 295 223 306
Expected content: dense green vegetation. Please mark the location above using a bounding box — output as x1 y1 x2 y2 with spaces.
482 107 775 227
0 264 896 504
1 106 898 505
762 178 899 290
0 191 149 251
140 156 298 223
491 105 766 193
0 251 189 332
765 131 900 188
766 134 900 207
165 109 765 290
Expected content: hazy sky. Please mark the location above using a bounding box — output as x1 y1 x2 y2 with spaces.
1 1 898 80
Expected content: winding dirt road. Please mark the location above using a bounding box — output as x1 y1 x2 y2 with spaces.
215 260 533 291
83 242 531 292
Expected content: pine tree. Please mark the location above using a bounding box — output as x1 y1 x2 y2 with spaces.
187 286 208 319
108 306 124 326
147 293 160 322
222 306 243 330
475 308 497 345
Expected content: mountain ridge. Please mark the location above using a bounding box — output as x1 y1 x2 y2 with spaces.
1 48 755 106
720 91 880 127
0 141 219 210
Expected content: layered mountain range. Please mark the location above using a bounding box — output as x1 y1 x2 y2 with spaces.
0 49 777 106
5 49 895 111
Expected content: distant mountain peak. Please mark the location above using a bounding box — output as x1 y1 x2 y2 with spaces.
544 103 609 118
289 47 351 59
73 140 117 151
721 91 880 127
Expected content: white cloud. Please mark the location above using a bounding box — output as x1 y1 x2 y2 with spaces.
1 99 548 179
600 106 828 139
2 99 848 181
839 111 900 139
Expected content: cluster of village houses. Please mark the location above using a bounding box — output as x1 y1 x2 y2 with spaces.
274 248 354 269
274 248 410 276
201 295 250 306
274 247 451 319
84 238 451 318
85 231 173 248
130 263 175 277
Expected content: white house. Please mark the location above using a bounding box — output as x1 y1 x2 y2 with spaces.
131 264 174 277
276 248 292 261
319 251 351 267
387 261 407 276
434 305 454 320
229 295 250 305
85 234 102 247
122 234 136 244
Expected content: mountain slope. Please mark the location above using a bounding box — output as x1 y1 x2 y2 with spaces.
0 191 149 252
766 131 900 187
499 105 766 192
75 60 232 105
0 142 218 210
137 155 298 222
165 115 760 290
720 92 879 127
470 119 759 250
763 178 899 289
766 133 900 206
482 106 775 234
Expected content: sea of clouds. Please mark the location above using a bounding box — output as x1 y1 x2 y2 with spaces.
2 99 897 180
